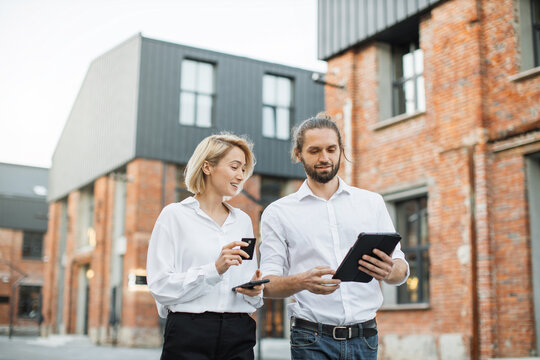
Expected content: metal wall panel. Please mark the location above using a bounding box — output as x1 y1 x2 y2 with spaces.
49 35 324 201
0 196 48 231
318 0 444 59
136 38 324 178
0 163 48 198
48 35 141 201
0 163 48 231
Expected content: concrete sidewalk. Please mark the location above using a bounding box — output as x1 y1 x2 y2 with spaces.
0 335 161 360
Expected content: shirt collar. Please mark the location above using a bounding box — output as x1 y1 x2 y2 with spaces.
296 177 352 201
180 196 237 222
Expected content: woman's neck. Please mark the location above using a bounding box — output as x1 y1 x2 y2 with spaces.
194 191 228 216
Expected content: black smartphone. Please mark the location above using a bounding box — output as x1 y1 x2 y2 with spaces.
241 237 256 260
231 279 270 291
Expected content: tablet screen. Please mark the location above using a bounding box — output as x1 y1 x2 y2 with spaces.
333 232 401 283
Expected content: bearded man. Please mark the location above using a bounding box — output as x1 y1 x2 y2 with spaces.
260 113 409 360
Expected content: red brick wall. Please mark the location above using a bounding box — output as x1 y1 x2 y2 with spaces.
42 157 303 345
0 227 45 329
324 0 540 358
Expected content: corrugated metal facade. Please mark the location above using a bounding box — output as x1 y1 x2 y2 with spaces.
48 35 141 201
318 0 443 60
49 35 324 201
0 163 48 231
136 38 323 178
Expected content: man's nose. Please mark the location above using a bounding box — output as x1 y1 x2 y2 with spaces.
319 151 330 162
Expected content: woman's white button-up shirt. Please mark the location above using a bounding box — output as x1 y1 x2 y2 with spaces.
147 197 263 318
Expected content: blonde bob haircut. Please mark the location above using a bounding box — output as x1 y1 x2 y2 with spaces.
184 132 256 195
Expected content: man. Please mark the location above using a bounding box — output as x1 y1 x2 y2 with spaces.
260 114 409 360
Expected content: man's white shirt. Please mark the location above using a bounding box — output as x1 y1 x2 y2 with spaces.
146 197 263 318
260 178 409 325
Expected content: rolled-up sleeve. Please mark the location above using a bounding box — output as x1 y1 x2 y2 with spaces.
377 194 410 286
259 207 289 277
146 222 222 309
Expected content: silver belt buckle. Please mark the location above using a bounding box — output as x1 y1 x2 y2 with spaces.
332 326 351 340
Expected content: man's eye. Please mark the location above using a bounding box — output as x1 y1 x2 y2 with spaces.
232 166 238 170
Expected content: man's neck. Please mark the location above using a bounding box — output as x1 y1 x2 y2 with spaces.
306 176 339 201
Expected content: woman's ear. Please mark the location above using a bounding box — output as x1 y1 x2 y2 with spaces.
202 161 212 176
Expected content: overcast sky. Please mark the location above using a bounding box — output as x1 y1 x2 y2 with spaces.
0 0 327 168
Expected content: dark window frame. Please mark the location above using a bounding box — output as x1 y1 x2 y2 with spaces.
18 285 41 319
395 196 429 305
179 58 216 128
262 74 294 140
391 42 425 117
532 0 540 67
22 231 44 260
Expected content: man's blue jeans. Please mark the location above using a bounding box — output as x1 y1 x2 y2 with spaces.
290 322 378 360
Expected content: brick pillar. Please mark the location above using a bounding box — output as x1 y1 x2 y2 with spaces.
42 201 62 335
120 158 164 346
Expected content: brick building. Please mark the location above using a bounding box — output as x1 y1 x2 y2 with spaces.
318 0 540 358
41 34 323 349
0 163 48 335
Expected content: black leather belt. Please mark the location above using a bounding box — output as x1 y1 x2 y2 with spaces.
168 311 247 319
291 317 377 340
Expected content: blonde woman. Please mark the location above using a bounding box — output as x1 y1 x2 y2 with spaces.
147 133 263 360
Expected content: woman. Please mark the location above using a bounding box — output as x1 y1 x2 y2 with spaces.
147 133 264 360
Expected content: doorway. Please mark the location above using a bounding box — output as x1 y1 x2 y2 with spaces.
75 264 90 335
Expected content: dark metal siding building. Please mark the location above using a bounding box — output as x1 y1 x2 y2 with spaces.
0 163 48 232
318 0 443 60
49 34 324 201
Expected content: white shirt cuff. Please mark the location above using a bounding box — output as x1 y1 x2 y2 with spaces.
243 294 264 309
202 262 223 285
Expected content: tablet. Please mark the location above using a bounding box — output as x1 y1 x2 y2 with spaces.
333 232 402 283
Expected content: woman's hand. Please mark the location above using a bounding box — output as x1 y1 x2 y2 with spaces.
215 241 249 275
235 269 264 297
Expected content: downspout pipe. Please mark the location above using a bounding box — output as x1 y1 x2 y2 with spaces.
467 145 480 360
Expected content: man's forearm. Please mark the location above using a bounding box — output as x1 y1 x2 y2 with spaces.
384 259 408 285
263 274 305 298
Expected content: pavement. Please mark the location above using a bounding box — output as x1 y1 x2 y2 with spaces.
0 335 161 360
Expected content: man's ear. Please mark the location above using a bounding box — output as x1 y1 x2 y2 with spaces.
294 149 302 163
202 161 212 176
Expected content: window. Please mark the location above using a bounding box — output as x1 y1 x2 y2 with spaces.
382 191 429 307
78 186 95 248
175 166 191 202
533 0 540 67
262 74 293 140
22 231 43 260
396 196 429 304
18 285 41 319
180 59 215 128
518 0 540 71
392 43 425 116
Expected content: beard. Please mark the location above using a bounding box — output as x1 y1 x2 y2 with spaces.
301 156 341 184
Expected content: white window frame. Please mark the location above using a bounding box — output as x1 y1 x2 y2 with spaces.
262 74 293 140
179 59 215 128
